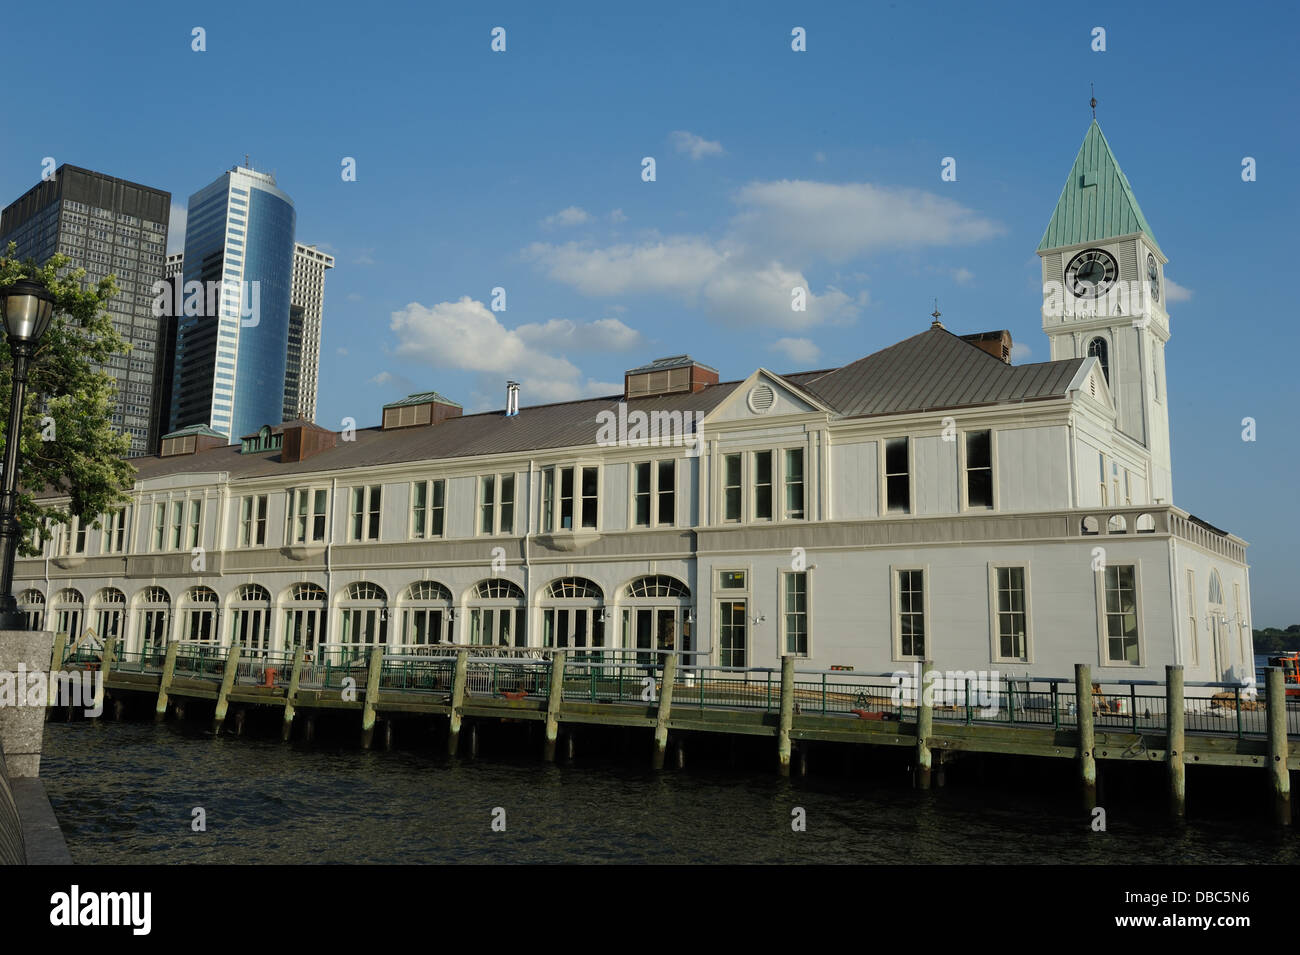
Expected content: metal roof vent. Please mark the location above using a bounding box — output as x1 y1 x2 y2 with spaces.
747 383 776 414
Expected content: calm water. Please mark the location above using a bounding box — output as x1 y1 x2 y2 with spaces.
39 716 1300 865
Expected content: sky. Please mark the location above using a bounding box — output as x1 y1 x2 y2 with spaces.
2 0 1297 623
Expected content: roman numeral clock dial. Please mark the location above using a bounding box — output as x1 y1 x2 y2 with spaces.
1064 248 1119 298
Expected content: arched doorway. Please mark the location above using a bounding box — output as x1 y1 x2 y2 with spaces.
180 586 219 645
398 581 452 651
621 575 691 664
1208 570 1227 679
282 583 326 660
467 579 526 648
92 588 127 652
337 582 388 663
134 587 172 659
51 588 85 644
540 577 605 660
17 589 44 632
229 584 272 657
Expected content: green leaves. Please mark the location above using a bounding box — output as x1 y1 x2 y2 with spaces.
1 244 136 555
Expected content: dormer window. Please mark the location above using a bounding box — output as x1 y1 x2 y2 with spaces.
241 424 283 454
1087 337 1109 385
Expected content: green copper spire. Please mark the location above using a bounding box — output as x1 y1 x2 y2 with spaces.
1037 120 1162 257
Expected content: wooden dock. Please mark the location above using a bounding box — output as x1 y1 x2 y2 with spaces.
52 635 1300 826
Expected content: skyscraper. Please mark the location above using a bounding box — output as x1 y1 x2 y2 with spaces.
170 164 295 442
284 243 334 422
0 165 170 456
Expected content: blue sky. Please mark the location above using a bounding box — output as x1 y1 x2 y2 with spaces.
4 0 1297 622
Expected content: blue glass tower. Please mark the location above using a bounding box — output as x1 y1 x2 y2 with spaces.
170 165 295 442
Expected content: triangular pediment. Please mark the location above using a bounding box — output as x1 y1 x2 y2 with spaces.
701 369 831 426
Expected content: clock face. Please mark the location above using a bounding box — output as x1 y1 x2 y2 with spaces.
1147 253 1159 302
1065 248 1119 298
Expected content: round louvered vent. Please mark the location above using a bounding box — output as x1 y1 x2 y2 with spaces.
748 383 776 414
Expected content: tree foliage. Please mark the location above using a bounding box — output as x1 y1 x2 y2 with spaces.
1 245 135 555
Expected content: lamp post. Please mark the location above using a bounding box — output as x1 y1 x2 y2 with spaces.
0 278 56 630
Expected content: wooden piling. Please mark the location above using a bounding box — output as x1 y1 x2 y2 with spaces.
212 642 242 734
361 645 384 749
154 641 180 723
281 642 306 741
50 632 67 672
1076 663 1097 812
543 650 567 761
915 660 934 790
777 655 796 776
383 719 394 751
233 707 246 736
303 714 315 742
1267 667 1291 826
92 637 117 720
1166 665 1185 821
447 649 470 756
652 652 677 769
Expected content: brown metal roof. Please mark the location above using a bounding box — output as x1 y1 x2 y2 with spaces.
796 326 1084 418
117 327 1085 488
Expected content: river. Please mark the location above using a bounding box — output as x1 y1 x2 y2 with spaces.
38 714 1300 865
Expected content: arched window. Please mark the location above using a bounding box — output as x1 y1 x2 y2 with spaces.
180 586 219 644
622 575 692 662
338 582 388 661
469 579 526 648
1135 513 1156 534
51 588 85 641
17 589 44 632
229 584 272 656
92 587 127 647
283 583 326 659
398 580 452 648
134 587 171 658
1107 514 1127 534
1087 337 1109 385
541 577 604 654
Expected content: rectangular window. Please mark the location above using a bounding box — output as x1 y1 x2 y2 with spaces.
656 460 675 526
1185 569 1198 666
478 474 515 535
411 480 446 539
1103 565 1140 664
169 501 184 550
994 566 1027 661
885 438 910 514
896 569 925 658
239 495 267 547
783 571 808 656
542 468 555 531
1234 583 1246 665
634 462 652 527
480 476 495 534
102 507 131 554
187 501 202 549
580 466 598 529
965 431 993 508
153 502 166 551
784 449 805 520
349 485 382 541
560 467 574 530
753 450 773 520
723 453 742 522
290 488 329 544
1099 452 1107 506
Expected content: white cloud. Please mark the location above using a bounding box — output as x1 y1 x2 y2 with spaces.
670 130 724 160
388 297 634 404
541 206 593 228
814 151 826 163
770 337 821 365
516 317 644 352
370 370 418 392
336 347 349 356
732 179 1003 262
952 267 974 285
610 208 627 223
355 248 376 266
524 238 728 297
167 204 187 255
346 292 362 302
1010 342 1032 362
1164 278 1193 303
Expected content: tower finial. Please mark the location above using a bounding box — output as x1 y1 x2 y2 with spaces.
1090 83 1097 119
930 299 942 328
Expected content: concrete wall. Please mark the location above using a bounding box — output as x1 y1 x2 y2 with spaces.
0 738 24 865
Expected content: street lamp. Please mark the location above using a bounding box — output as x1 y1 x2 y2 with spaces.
0 278 55 630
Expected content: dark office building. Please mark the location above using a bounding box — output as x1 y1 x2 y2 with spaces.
0 165 170 456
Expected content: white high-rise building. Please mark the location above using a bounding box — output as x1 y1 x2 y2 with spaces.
284 243 335 422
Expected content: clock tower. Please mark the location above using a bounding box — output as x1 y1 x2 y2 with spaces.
1038 119 1173 504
